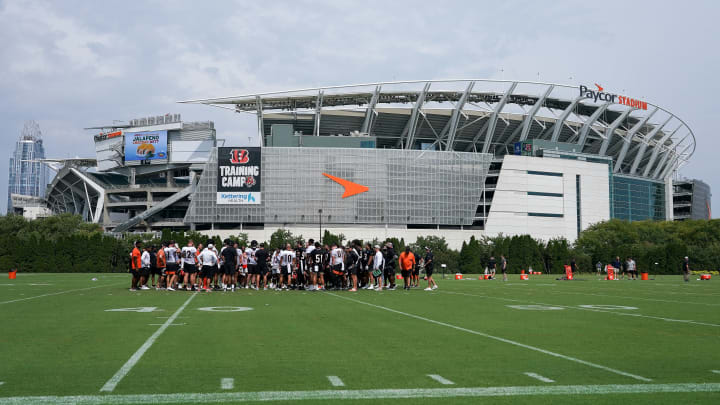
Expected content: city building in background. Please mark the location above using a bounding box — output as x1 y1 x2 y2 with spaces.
7 121 51 213
673 178 712 220
41 79 710 248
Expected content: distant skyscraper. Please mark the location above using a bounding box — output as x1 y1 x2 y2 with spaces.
7 121 51 211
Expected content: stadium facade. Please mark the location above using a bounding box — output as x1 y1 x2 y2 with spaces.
44 80 703 248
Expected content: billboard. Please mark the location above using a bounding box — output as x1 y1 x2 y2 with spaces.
124 130 168 164
217 147 261 204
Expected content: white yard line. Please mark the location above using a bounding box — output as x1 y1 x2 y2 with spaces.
445 291 720 328
327 376 345 387
0 383 719 404
327 293 651 382
712 370 720 374
543 290 720 307
524 372 555 383
221 378 235 390
0 283 125 305
427 374 455 385
99 293 198 392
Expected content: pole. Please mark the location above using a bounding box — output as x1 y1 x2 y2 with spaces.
319 208 323 244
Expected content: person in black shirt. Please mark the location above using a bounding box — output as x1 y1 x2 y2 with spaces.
311 243 326 290
294 242 306 290
411 250 420 287
148 246 159 288
488 256 497 280
424 247 437 290
383 242 397 290
360 243 372 288
254 244 270 290
221 239 238 291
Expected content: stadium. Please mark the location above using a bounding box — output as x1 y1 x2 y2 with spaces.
45 79 700 247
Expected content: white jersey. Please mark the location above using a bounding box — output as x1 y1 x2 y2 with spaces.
236 248 243 267
373 251 384 270
198 248 218 266
271 251 281 269
245 247 257 265
164 246 178 264
331 247 344 266
181 246 197 265
211 246 220 267
280 250 296 268
141 251 151 268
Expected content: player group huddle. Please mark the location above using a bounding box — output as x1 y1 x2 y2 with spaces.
128 238 439 292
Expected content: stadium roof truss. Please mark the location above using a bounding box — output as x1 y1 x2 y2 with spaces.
180 79 695 179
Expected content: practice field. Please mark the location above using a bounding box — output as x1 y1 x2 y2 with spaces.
0 273 719 404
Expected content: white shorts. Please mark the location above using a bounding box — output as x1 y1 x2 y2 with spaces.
272 267 280 275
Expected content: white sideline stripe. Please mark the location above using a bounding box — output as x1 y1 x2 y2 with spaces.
99 293 198 392
0 283 124 305
445 291 720 328
1 383 719 404
547 290 720 307
221 378 234 390
427 374 455 385
712 370 720 374
326 293 651 382
327 376 345 387
524 372 555 383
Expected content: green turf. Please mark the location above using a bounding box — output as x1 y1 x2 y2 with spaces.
0 273 718 404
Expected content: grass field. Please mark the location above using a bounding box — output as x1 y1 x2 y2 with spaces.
0 272 719 404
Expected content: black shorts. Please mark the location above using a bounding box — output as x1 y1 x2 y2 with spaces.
401 269 411 278
426 267 433 277
200 265 215 278
166 263 179 273
248 264 259 275
139 267 150 277
348 265 357 276
385 267 395 278
257 265 268 276
412 268 419 276
282 264 293 275
150 267 162 275
129 268 139 278
223 262 236 275
183 264 197 274
501 268 507 274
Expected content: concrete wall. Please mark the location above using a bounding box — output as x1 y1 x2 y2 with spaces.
485 155 610 242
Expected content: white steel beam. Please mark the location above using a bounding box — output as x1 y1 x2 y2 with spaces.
313 90 324 137
401 82 431 149
548 96 582 142
442 81 475 150
255 96 264 140
614 107 658 173
643 126 680 177
576 102 610 149
519 85 554 142
599 109 633 156
361 85 382 134
462 82 517 153
629 115 672 175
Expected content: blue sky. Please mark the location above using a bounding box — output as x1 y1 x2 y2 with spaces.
1 0 718 216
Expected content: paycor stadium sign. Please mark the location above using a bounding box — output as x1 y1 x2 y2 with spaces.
579 84 648 110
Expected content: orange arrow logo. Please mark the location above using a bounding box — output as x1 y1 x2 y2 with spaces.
322 173 369 198
594 83 604 92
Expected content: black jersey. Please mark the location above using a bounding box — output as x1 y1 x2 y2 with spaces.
361 249 371 266
295 247 305 264
313 249 326 268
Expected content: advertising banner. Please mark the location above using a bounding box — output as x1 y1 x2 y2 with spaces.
124 130 168 163
217 147 261 204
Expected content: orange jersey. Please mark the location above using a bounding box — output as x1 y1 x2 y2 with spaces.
131 247 142 270
156 249 166 268
399 251 415 270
